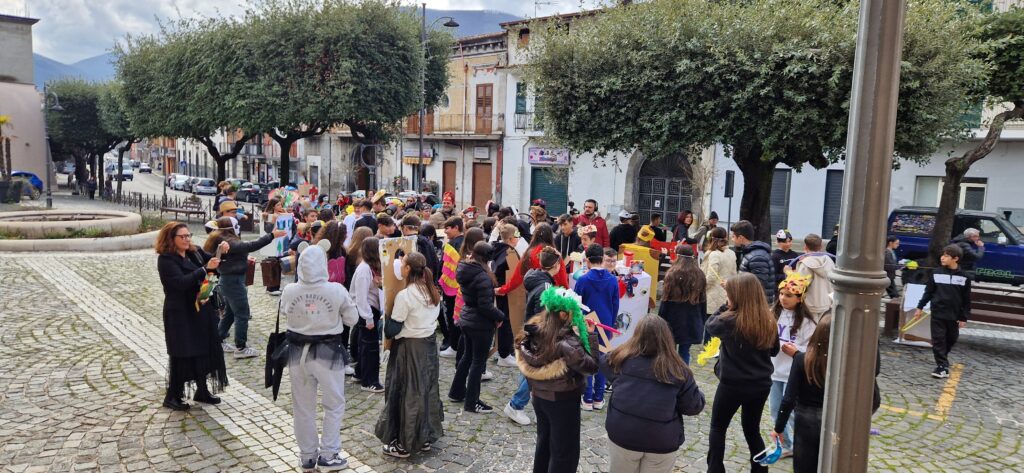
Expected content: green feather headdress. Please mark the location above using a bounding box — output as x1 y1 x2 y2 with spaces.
539 286 592 354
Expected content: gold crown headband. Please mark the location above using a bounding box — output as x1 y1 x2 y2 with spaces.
778 268 812 299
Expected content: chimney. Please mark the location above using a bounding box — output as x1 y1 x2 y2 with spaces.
0 13 39 85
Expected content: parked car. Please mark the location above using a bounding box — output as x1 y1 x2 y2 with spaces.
227 178 248 190
138 163 152 173
129 159 139 168
888 206 1024 286
11 171 43 199
103 163 133 181
193 178 218 195
237 185 262 203
171 175 191 191
186 177 201 193
59 161 76 174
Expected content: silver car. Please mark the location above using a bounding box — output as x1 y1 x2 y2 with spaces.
193 178 218 195
172 175 191 190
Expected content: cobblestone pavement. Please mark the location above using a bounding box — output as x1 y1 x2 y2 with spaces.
1 249 1023 472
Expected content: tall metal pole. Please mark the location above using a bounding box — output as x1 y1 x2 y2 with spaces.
819 1 905 471
417 2 427 192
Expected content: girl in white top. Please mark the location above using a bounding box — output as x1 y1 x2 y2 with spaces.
700 227 738 315
375 252 444 458
768 270 818 456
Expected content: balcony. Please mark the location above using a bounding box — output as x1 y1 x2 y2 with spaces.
406 113 505 136
514 112 543 132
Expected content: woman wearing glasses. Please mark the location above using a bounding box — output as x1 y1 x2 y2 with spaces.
155 222 230 411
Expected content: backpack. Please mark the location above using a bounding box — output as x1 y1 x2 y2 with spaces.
328 256 347 285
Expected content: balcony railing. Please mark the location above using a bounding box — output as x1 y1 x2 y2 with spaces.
514 112 543 132
406 113 505 135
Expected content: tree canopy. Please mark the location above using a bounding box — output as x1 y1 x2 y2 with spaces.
46 79 128 187
116 0 451 186
527 0 986 240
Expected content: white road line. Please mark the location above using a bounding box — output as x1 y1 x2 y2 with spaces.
24 256 375 473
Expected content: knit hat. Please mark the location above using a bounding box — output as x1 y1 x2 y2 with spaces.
442 191 455 205
637 225 655 242
709 211 719 220
539 286 592 354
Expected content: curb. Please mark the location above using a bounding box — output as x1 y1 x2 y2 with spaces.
0 230 160 252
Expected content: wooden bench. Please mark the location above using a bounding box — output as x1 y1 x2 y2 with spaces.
161 198 207 222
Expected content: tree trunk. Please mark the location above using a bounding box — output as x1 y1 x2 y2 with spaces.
271 135 298 188
197 134 251 184
733 142 775 242
116 146 127 198
927 102 1024 264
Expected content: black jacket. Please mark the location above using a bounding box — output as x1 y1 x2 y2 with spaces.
219 233 275 275
706 309 780 388
600 356 705 454
658 300 707 346
524 269 556 320
354 214 377 234
884 248 899 280
157 251 220 358
916 266 972 321
771 249 801 284
952 235 985 272
455 261 507 330
415 235 442 286
738 241 777 303
490 241 515 316
610 223 638 251
554 231 581 259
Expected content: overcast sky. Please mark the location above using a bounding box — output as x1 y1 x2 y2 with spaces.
2 0 601 64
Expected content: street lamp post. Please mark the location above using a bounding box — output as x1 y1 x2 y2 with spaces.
42 88 64 209
416 4 459 192
819 1 906 472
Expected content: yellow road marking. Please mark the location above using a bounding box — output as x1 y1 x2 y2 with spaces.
934 363 964 419
878 404 945 421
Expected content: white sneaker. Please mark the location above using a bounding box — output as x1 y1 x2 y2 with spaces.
344 365 355 376
234 347 259 359
481 370 494 381
504 403 531 425
581 400 593 411
593 400 606 410
268 289 282 296
439 347 457 358
497 355 518 367
221 342 237 353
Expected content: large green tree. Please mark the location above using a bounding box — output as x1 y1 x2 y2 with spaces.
97 82 139 198
528 0 985 241
928 6 1024 263
46 79 125 194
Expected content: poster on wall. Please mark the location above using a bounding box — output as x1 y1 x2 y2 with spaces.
528 147 570 166
473 146 490 160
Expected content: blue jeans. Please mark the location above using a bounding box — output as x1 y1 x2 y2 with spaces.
584 372 606 403
217 273 251 349
768 380 794 450
678 344 692 365
510 375 531 410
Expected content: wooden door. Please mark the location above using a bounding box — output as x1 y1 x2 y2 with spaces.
442 161 456 197
472 163 492 211
475 84 493 134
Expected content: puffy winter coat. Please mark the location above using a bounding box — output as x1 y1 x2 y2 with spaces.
737 241 777 303
516 324 599 401
455 261 506 330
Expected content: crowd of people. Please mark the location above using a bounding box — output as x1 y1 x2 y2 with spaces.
154 186 975 473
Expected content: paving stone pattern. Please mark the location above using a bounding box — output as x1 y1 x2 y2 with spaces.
1 251 1022 472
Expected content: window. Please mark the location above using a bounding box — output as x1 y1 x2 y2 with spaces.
978 219 1006 244
515 82 528 114
517 28 530 47
913 176 987 210
914 176 941 206
770 169 792 233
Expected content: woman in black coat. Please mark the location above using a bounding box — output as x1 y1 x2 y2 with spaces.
156 222 229 411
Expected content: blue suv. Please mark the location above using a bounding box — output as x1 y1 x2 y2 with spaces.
888 207 1024 285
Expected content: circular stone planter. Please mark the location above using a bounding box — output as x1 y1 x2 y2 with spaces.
0 210 142 239
0 230 161 252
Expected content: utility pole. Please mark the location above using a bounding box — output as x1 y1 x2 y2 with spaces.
819 1 905 472
417 2 427 192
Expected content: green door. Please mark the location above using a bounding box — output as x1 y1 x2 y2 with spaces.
529 167 568 216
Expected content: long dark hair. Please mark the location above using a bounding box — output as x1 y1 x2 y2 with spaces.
460 227 486 259
469 241 498 285
805 314 832 388
316 221 348 260
264 197 282 214
662 245 705 304
518 308 574 365
519 222 555 274
773 289 816 336
360 237 381 276
607 316 691 383
404 252 440 306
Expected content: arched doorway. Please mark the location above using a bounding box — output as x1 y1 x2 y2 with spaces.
636 154 694 225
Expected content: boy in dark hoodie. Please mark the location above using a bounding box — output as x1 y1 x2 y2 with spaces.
574 244 620 410
915 244 971 379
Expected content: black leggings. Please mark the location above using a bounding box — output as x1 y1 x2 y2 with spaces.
793 405 823 473
448 326 494 410
532 396 582 473
357 308 382 387
707 383 770 473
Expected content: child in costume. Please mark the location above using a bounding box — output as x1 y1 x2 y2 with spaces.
575 244 620 411
516 286 599 473
768 269 818 457
771 314 831 473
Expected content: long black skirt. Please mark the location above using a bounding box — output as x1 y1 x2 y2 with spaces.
167 351 228 396
374 336 444 451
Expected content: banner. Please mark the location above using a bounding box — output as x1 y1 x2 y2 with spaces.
528 148 569 166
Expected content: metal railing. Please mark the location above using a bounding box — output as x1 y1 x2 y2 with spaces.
514 112 544 132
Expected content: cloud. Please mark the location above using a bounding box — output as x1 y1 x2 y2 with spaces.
23 0 601 64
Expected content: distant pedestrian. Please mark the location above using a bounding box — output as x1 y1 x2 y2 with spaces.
610 211 640 252
554 214 581 259
517 286 599 473
825 224 839 256
649 213 668 242
351 237 384 393
731 220 777 304
701 227 736 343
771 229 801 285
658 245 707 365
86 175 97 200
884 237 901 298
705 273 779 473
795 234 835 318
915 244 971 379
601 316 705 473
952 228 985 278
573 199 610 248
155 222 229 411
